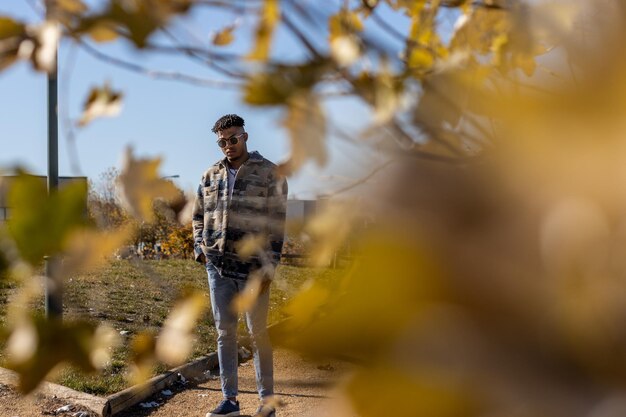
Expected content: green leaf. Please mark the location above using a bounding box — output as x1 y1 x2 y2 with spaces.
7 173 88 265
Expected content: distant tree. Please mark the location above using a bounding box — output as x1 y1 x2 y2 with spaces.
87 167 128 230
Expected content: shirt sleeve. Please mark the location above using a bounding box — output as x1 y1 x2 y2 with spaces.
192 181 205 262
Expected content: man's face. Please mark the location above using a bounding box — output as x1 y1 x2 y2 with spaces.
217 126 247 162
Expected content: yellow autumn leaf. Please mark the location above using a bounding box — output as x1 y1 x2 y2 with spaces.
129 331 157 386
408 47 434 70
414 67 489 139
117 147 181 223
279 91 327 175
514 53 536 77
407 5 428 45
232 273 263 314
236 233 267 260
56 0 87 14
274 232 441 358
330 35 360 67
78 83 123 126
155 291 207 365
360 0 380 13
0 17 24 71
7 173 88 266
373 64 404 124
212 25 235 46
247 0 280 61
6 318 120 394
58 226 133 277
306 202 354 267
87 20 119 43
450 7 510 55
89 325 121 369
282 279 330 328
329 10 364 42
75 0 193 48
0 16 25 39
346 367 481 417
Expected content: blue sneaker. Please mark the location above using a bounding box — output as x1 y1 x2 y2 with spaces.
253 404 276 417
206 399 240 417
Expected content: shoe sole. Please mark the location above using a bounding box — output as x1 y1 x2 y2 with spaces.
206 412 240 417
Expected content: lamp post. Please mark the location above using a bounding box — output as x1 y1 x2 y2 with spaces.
45 0 62 319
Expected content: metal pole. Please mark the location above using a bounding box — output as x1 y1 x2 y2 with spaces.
45 0 62 319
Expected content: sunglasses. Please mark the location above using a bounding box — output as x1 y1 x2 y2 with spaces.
217 132 245 148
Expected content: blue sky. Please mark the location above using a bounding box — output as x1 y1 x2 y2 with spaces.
0 1 411 198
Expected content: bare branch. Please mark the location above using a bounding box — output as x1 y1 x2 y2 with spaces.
160 28 247 79
391 119 465 157
194 0 263 14
77 39 243 89
329 159 393 196
281 11 323 59
370 8 409 45
142 42 242 62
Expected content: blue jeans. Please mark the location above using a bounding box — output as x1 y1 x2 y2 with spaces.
206 263 274 399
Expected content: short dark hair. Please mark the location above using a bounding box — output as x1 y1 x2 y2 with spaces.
211 114 245 133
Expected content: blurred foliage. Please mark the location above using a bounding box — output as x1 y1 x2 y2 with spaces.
78 82 123 126
5 316 119 393
6 173 87 266
4 1 626 416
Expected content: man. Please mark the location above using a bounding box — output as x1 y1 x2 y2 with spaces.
192 114 287 417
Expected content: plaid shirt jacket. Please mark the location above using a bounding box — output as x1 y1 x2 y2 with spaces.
192 151 288 280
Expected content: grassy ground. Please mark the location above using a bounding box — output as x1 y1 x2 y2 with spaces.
0 259 342 396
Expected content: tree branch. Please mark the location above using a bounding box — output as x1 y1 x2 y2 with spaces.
77 39 243 89
328 159 393 196
160 28 247 79
281 10 323 59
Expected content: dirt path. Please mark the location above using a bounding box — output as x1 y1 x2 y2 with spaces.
119 348 353 417
0 349 353 417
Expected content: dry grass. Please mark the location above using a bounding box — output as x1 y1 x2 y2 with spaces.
0 259 341 395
